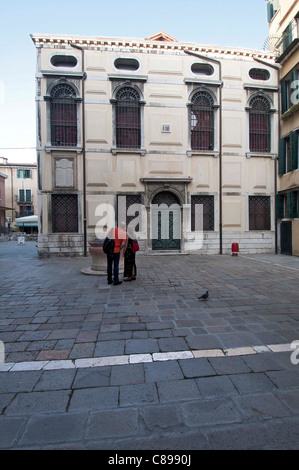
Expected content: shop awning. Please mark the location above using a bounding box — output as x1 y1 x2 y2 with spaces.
15 222 38 227
0 206 14 211
14 215 38 227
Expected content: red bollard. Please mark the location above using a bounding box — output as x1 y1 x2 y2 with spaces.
232 243 239 256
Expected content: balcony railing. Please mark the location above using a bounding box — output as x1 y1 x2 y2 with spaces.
275 18 299 62
15 194 34 204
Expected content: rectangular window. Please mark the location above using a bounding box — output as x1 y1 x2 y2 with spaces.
19 189 25 202
290 130 299 171
286 191 298 218
19 206 33 217
279 132 299 174
286 136 290 173
51 101 77 147
281 71 299 113
276 194 285 219
19 189 32 203
52 194 78 233
116 103 141 149
249 196 271 230
26 189 31 202
249 109 271 153
117 194 142 232
17 169 32 178
282 23 293 52
191 195 214 231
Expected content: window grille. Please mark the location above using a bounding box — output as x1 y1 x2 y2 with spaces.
249 196 271 230
116 87 141 149
50 84 77 147
249 68 270 81
50 55 78 68
249 96 271 153
190 91 214 151
117 194 142 232
191 63 214 76
52 194 78 233
191 195 214 231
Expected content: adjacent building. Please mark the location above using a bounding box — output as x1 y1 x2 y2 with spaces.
31 31 279 257
0 171 9 236
268 0 299 256
0 157 38 233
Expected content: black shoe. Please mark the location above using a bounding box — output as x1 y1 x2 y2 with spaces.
108 280 113 285
113 281 122 285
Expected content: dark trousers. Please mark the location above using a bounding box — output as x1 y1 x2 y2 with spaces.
107 252 120 283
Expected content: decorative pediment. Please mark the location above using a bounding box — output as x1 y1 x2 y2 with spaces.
140 177 192 206
145 31 177 42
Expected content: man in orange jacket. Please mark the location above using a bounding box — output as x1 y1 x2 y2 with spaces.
106 223 128 285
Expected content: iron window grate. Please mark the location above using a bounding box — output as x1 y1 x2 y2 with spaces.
191 195 214 231
249 96 271 153
50 84 77 147
117 194 142 232
191 91 214 151
52 194 78 233
249 196 271 230
116 87 141 149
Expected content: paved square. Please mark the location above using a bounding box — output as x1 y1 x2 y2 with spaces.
0 241 299 449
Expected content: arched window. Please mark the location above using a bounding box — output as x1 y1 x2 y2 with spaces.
50 83 77 147
115 87 141 149
190 91 214 151
249 95 271 153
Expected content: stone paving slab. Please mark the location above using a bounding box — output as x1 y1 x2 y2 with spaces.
1 242 299 450
1 242 299 365
0 350 298 449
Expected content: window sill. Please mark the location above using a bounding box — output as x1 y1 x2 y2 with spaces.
187 150 219 158
45 146 82 154
281 102 299 121
111 147 146 156
246 152 276 159
275 38 299 64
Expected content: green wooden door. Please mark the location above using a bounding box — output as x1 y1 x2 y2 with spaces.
151 191 181 251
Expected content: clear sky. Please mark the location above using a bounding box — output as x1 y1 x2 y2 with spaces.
0 0 270 163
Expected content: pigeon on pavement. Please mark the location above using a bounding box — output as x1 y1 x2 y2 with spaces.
198 291 209 300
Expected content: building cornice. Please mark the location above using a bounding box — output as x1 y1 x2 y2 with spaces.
0 163 37 168
30 34 276 60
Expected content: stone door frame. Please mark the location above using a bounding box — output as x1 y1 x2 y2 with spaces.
140 177 192 253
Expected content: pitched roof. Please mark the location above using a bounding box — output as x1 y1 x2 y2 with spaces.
145 30 177 42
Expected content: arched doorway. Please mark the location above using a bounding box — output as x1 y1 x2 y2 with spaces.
151 191 181 251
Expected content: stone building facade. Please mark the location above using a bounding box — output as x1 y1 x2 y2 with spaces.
0 157 38 232
268 0 299 256
31 31 279 257
0 171 8 235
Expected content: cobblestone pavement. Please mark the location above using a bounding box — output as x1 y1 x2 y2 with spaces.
0 241 299 450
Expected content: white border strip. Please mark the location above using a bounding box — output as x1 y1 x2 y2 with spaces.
0 343 293 372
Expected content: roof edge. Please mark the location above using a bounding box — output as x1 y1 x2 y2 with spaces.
30 33 276 60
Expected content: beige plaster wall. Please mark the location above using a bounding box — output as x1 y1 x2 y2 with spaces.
34 36 278 252
293 220 299 255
